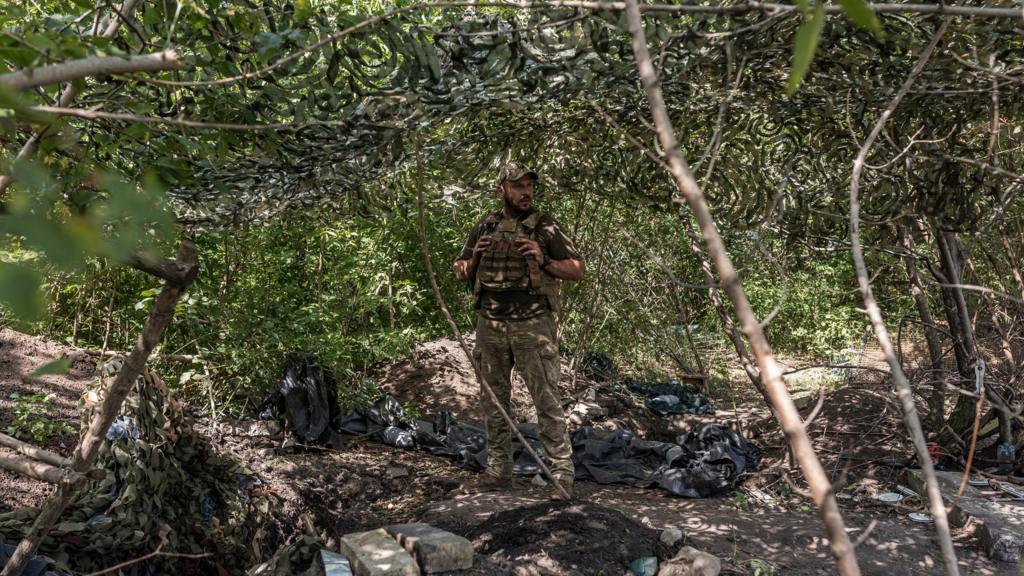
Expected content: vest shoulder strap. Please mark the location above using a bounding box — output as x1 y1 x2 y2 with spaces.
522 212 543 230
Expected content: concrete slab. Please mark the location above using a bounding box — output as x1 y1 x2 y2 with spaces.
337 528 419 576
907 469 1024 563
384 523 473 573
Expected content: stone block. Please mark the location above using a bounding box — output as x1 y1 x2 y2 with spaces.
660 526 684 547
385 523 474 573
656 546 720 576
338 529 419 576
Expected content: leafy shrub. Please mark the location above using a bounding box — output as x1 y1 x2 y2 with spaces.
6 392 73 443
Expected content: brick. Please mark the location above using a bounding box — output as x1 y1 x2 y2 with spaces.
338 529 419 576
385 523 474 573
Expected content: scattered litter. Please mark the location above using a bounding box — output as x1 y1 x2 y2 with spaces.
259 355 342 445
581 351 616 382
895 485 919 498
624 379 714 416
313 549 354 576
660 527 684 547
105 415 140 441
338 393 759 498
968 477 990 487
908 512 933 524
629 556 658 576
874 492 903 504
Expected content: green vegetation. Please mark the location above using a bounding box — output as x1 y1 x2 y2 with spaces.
0 0 1019 440
5 392 73 444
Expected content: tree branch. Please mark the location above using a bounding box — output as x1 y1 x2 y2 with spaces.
622 0 860 573
847 19 960 576
0 50 182 92
0 241 198 576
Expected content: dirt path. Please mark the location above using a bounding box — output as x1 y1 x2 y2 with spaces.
423 483 1014 575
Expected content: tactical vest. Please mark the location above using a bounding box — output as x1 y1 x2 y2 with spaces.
473 211 559 312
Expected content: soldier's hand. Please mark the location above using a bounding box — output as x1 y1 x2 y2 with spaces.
514 238 543 265
472 235 493 257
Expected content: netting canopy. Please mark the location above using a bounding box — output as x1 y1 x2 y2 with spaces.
114 4 1022 232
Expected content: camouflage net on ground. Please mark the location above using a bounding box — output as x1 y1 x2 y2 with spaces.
0 360 270 574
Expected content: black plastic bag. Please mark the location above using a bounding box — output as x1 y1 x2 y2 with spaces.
259 355 342 445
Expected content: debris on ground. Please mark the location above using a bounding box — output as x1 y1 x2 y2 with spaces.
258 355 343 446
907 469 1024 563
457 501 673 575
656 546 721 576
335 392 759 497
624 378 715 416
0 362 268 574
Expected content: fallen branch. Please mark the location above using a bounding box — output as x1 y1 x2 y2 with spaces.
0 50 182 92
0 241 198 576
0 432 105 480
0 450 84 485
622 0 860 572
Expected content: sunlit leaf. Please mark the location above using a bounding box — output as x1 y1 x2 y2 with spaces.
787 2 825 96
838 0 885 39
29 358 71 377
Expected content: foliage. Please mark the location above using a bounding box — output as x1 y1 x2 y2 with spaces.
5 392 73 443
2 0 1023 424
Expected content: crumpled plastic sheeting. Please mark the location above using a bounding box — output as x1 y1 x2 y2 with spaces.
260 355 342 444
338 394 758 498
624 378 715 416
573 424 761 498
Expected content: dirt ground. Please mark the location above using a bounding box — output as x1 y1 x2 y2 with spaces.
0 328 1018 575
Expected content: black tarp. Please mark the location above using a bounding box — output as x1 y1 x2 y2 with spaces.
259 355 342 444
336 394 759 498
624 378 715 416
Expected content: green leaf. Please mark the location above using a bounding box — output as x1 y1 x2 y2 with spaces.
29 358 71 377
294 0 312 24
0 262 44 321
794 0 810 15
787 2 825 96
838 0 885 39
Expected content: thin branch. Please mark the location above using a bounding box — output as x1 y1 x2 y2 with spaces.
83 524 212 576
0 50 182 92
847 18 960 576
30 105 350 131
0 0 141 205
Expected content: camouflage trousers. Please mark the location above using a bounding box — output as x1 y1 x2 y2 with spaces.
473 312 574 481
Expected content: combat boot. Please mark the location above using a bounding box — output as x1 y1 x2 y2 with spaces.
550 477 574 501
459 473 511 494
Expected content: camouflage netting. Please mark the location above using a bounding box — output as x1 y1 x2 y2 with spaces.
0 360 270 574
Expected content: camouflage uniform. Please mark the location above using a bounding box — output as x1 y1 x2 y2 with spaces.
456 163 581 483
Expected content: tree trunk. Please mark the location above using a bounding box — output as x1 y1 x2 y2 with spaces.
900 227 946 432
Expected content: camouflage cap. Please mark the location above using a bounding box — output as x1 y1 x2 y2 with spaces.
497 161 539 185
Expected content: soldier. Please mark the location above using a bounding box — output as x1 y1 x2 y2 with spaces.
452 161 585 500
